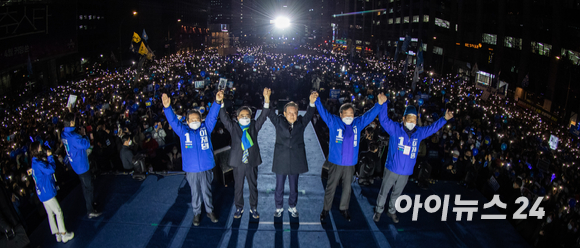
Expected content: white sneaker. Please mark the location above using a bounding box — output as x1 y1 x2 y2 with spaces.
274 208 284 218
288 207 299 218
88 211 102 219
62 232 74 243
55 234 62 242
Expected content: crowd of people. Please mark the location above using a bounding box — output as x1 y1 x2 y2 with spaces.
0 45 578 247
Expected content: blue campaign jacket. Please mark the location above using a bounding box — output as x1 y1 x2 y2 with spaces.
31 156 57 202
315 98 383 166
164 101 220 173
61 127 91 174
380 104 447 175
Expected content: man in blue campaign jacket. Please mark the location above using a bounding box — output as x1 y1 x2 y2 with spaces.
162 91 221 226
317 93 387 222
373 104 453 223
61 114 102 219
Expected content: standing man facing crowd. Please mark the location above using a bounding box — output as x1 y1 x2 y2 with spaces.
268 92 318 218
61 114 102 219
373 105 453 223
219 88 271 219
162 91 222 226
317 93 387 222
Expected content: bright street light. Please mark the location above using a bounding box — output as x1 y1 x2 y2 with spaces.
272 17 290 29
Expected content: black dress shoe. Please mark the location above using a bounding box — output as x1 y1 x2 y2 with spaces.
340 210 351 222
320 210 329 221
373 212 381 222
193 214 201 226
207 212 218 223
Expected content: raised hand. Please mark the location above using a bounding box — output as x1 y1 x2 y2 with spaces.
378 93 387 105
310 91 319 104
216 90 224 103
162 93 171 108
445 109 454 120
263 87 271 103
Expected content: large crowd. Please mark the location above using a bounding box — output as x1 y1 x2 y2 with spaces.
0 45 578 247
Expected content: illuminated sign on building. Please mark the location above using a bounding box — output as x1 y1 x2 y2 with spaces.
465 43 482 49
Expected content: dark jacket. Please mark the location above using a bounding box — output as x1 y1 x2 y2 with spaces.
120 145 134 170
219 105 271 167
268 105 315 175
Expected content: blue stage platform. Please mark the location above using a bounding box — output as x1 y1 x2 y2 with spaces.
29 111 530 248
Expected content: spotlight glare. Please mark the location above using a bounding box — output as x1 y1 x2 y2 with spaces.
273 17 290 29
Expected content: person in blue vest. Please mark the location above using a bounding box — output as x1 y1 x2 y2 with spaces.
162 90 222 226
373 105 453 223
317 93 387 222
61 114 102 219
29 142 75 243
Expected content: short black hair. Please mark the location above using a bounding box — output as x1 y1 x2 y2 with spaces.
29 141 44 159
122 135 132 143
339 103 355 115
63 113 75 127
236 106 252 117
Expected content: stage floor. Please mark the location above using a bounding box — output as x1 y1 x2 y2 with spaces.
29 111 530 248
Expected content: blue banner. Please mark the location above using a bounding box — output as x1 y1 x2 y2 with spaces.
330 89 341 100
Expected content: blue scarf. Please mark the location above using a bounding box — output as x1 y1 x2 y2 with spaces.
240 123 253 150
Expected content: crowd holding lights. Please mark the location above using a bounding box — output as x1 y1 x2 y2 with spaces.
0 45 578 246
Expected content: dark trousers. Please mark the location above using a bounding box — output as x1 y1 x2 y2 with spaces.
323 162 355 211
78 170 95 214
186 170 214 215
233 163 258 209
275 174 299 209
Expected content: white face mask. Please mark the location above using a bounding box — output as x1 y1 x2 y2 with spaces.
405 123 416 130
547 217 552 223
342 117 354 125
128 140 133 146
239 117 251 126
568 224 573 230
370 124 376 129
189 122 201 130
